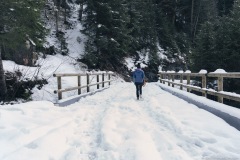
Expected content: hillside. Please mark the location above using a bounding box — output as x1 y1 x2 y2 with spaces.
0 0 179 103
1 0 240 102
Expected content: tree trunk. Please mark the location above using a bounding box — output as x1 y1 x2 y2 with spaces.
0 48 7 100
55 9 59 34
191 0 195 40
79 1 84 21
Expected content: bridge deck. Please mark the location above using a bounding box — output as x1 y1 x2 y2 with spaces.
1 83 240 160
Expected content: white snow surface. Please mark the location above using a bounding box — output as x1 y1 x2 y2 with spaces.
2 54 89 102
212 69 227 73
185 70 191 73
199 69 207 74
1 82 240 160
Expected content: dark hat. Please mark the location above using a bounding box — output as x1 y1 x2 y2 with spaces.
137 63 141 68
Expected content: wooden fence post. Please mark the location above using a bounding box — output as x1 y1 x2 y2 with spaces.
97 74 99 89
102 73 105 88
168 75 170 86
172 75 174 87
108 74 111 85
218 76 223 103
87 73 90 92
187 75 190 92
180 75 183 90
78 76 81 95
163 74 165 84
159 73 162 83
202 75 207 97
57 76 62 100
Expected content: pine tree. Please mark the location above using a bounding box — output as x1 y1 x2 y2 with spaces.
217 0 234 16
192 21 217 72
81 0 131 70
192 0 240 72
0 0 45 99
127 0 142 55
0 0 45 64
216 0 240 71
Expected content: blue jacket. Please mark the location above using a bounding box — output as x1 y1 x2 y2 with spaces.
133 69 145 83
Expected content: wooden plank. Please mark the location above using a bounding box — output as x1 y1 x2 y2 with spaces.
159 72 240 78
53 72 110 77
217 77 223 103
206 90 240 102
187 73 206 77
102 73 105 88
97 74 99 89
53 73 87 77
180 75 183 90
54 80 115 94
160 74 163 83
57 77 62 100
168 75 170 86
208 73 240 78
187 75 190 92
202 75 207 97
163 74 166 84
159 73 205 77
78 76 81 95
172 75 174 87
108 74 111 85
55 85 88 94
160 75 240 103
87 73 90 92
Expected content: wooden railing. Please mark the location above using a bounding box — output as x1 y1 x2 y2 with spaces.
158 71 240 103
53 72 115 100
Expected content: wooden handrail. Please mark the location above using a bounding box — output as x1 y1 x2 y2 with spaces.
54 72 115 100
159 71 240 104
53 72 114 77
207 72 240 78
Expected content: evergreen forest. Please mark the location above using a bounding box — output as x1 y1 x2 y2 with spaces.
1 0 240 102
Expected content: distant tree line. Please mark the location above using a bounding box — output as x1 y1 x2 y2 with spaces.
192 0 240 72
1 0 240 100
79 0 240 74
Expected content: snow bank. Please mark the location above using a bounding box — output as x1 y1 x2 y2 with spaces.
158 82 240 131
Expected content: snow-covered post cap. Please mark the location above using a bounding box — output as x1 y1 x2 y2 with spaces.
199 69 207 74
158 66 163 72
211 69 227 73
97 71 107 74
185 70 191 73
166 70 175 73
107 71 114 74
178 70 184 73
86 71 93 74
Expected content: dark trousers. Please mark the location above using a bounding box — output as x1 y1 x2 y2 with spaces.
135 82 143 98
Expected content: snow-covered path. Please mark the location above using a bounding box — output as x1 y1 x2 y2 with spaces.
1 83 240 160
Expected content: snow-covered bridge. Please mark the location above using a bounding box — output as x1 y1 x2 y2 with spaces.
1 82 240 160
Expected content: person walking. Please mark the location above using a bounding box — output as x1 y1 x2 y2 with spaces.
133 63 145 100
